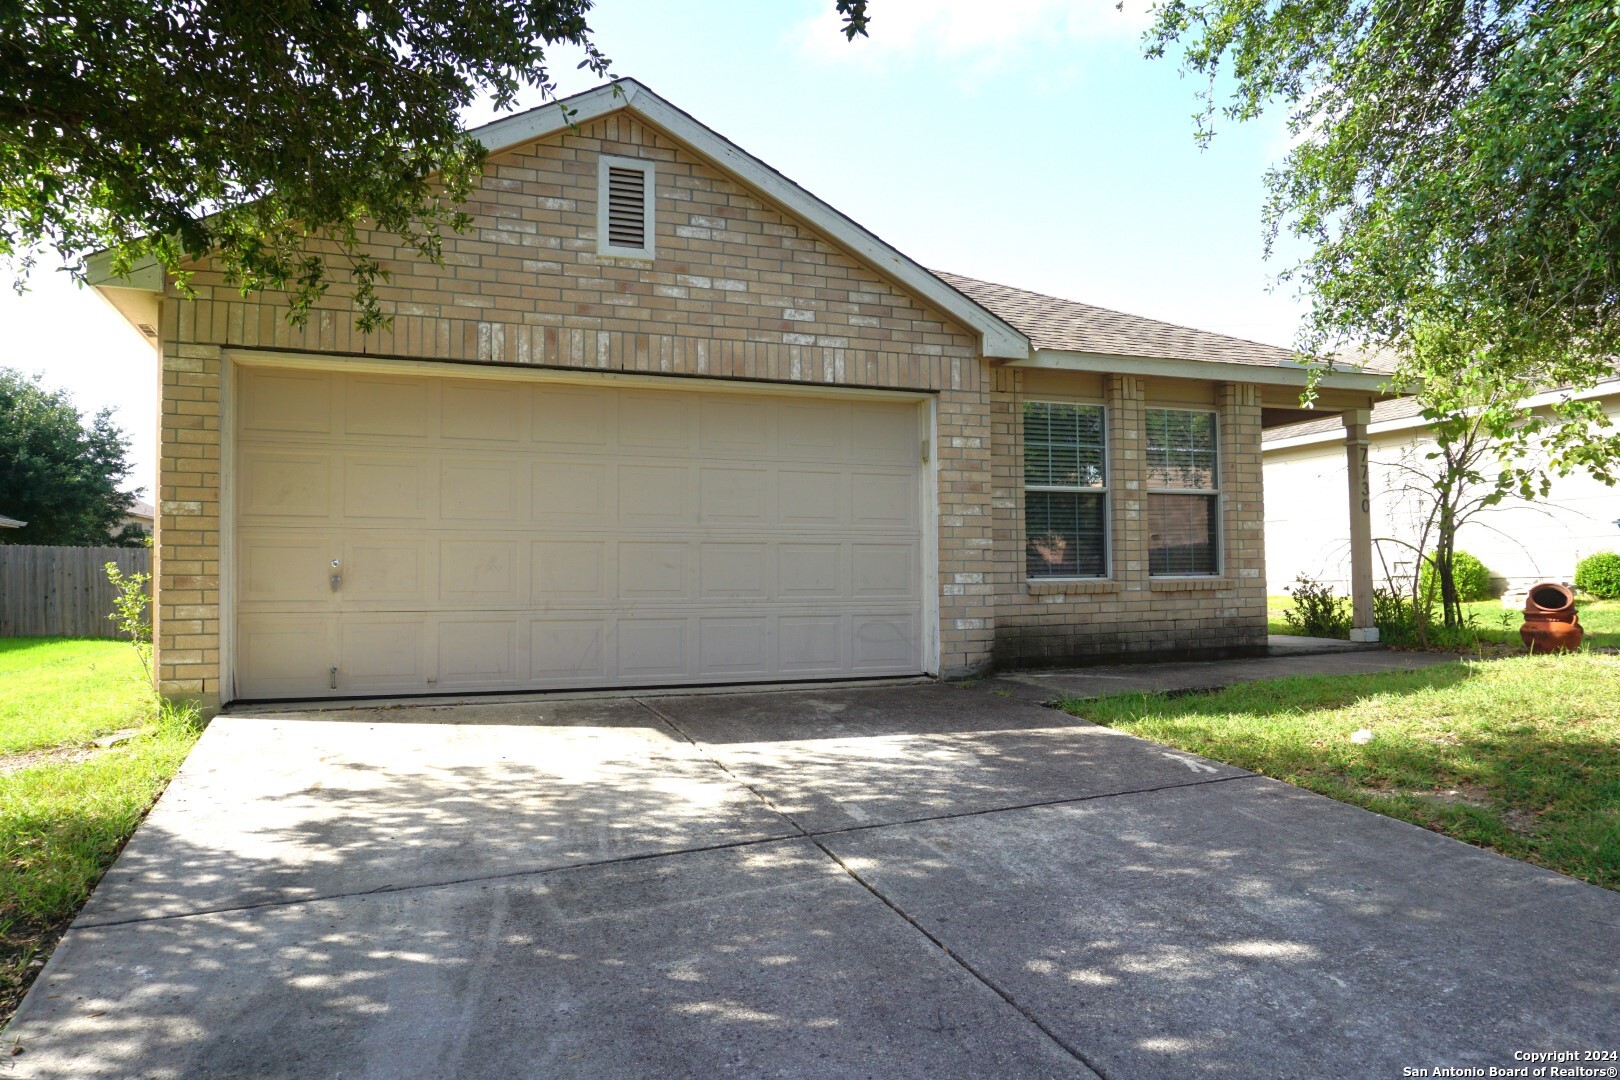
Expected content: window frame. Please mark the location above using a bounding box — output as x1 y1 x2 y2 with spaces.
597 154 657 260
1022 398 1111 581
1144 406 1222 578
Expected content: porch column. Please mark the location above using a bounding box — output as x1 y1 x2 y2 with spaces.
1343 409 1378 642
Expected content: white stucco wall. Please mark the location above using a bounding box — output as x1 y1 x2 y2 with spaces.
1263 397 1620 595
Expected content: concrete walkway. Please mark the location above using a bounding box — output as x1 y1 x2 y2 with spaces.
10 660 1617 1078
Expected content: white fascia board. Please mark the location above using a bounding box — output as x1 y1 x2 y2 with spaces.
85 248 163 291
1259 379 1620 453
1017 348 1395 391
471 80 1031 361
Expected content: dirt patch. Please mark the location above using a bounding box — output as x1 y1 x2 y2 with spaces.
0 746 104 775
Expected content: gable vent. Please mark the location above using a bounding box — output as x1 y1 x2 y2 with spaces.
607 168 647 248
597 155 655 259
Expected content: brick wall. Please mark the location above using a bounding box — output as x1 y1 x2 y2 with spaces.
155 109 997 708
988 367 1268 666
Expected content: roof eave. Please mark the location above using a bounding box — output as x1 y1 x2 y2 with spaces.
470 80 1031 361
1013 348 1396 391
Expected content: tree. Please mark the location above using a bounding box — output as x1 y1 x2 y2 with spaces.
0 368 140 546
1376 325 1620 635
1136 0 1620 390
2 0 610 331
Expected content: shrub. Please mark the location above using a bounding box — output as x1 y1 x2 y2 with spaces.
1419 550 1493 604
1282 575 1351 638
1575 551 1620 599
1372 587 1419 645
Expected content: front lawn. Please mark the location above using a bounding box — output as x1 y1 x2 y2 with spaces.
0 638 203 1026
1267 594 1620 649
1063 654 1620 889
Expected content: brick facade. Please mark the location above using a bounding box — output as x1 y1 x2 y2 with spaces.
988 367 1268 666
152 107 1266 709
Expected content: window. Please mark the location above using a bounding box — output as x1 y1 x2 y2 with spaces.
1145 407 1219 576
597 155 655 259
1023 401 1107 578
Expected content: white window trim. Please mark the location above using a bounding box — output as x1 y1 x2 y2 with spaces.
1145 406 1222 578
597 154 656 260
1023 399 1111 582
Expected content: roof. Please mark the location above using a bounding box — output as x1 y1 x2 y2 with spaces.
0 515 26 529
937 272 1304 369
126 499 156 520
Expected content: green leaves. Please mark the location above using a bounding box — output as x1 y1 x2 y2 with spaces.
0 370 136 546
1150 0 1620 386
0 0 611 330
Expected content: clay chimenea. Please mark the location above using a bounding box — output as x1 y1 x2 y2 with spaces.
1520 582 1584 653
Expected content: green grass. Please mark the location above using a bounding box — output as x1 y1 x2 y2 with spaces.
1064 654 1620 889
0 638 161 753
0 638 204 1025
1267 594 1620 649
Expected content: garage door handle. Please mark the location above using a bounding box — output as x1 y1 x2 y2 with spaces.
330 574 342 590
330 666 338 690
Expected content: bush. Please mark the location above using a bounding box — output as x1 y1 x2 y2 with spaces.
1575 552 1620 599
1419 550 1494 604
1282 575 1351 638
1373 587 1419 645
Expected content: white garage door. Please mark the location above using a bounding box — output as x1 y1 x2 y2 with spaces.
232 365 926 699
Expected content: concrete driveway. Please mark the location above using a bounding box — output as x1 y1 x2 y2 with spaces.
11 677 1618 1078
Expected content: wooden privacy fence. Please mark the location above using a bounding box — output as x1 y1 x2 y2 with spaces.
0 546 151 639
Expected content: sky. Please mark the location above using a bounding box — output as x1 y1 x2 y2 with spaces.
0 0 1308 500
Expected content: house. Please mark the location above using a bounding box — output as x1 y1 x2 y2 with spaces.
1264 378 1620 596
123 499 156 535
88 79 1392 712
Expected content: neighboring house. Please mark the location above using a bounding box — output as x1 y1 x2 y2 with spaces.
89 79 1391 711
0 515 25 530
123 499 156 534
1264 379 1620 596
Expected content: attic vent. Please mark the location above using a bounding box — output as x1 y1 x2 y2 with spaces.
597 155 655 259
136 323 158 339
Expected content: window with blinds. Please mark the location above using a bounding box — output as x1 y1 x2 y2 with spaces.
1145 407 1219 576
597 156 655 259
1023 401 1108 579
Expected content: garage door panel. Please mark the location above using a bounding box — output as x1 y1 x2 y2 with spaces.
240 450 332 520
852 471 917 528
342 540 427 604
778 615 844 674
618 543 689 599
617 618 689 679
345 376 428 438
237 616 335 698
531 619 607 680
438 620 520 686
339 619 427 691
440 540 522 604
240 536 337 607
619 391 693 448
618 465 690 523
699 467 769 524
779 544 843 599
534 385 612 446
240 368 333 434
779 470 846 526
533 541 607 601
345 456 429 521
852 614 921 671
699 543 768 599
699 616 771 677
442 458 526 522
442 381 523 442
236 369 924 698
534 461 611 521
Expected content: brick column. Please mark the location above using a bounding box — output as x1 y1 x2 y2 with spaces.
1218 382 1266 591
155 326 224 714
1108 375 1147 591
1343 408 1378 641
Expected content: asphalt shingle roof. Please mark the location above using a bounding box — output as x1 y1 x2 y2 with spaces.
937 271 1304 369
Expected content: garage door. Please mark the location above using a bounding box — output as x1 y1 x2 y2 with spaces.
232 365 926 699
